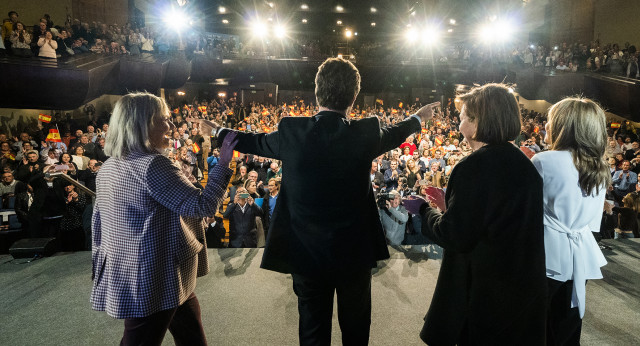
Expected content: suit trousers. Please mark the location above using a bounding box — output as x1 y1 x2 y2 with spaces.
546 278 582 346
120 292 207 346
292 268 372 346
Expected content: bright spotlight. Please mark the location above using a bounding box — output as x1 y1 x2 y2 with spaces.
336 20 342 25
405 28 418 43
222 19 229 24
422 26 440 45
370 7 377 13
252 21 267 38
449 19 456 25
530 44 535 49
302 18 308 24
354 32 358 36
163 9 190 31
275 25 287 39
447 28 453 33
218 6 226 14
218 92 226 98
345 29 352 38
371 22 376 27
301 4 309 10
177 91 185 96
478 19 515 43
336 5 344 12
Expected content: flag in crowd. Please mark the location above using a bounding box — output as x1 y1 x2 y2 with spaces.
376 98 384 105
38 113 52 123
611 122 621 129
192 143 201 154
46 129 62 142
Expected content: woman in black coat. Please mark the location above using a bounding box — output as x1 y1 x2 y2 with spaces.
406 84 547 345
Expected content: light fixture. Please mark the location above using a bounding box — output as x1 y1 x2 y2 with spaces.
268 2 274 8
336 5 344 12
252 21 267 38
336 20 342 25
177 91 185 96
422 25 441 45
354 32 358 36
218 6 226 14
275 25 287 39
405 28 418 43
370 7 377 13
222 19 229 24
302 18 308 24
345 29 352 38
370 22 376 27
449 19 456 25
301 4 309 10
218 92 226 98
447 28 453 33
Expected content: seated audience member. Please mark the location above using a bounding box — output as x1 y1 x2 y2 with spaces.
223 187 263 248
404 159 422 191
605 139 622 158
384 159 402 191
612 160 638 200
248 156 270 184
40 140 65 163
59 182 90 251
75 134 97 159
0 171 25 196
266 161 282 181
428 150 446 172
9 21 32 56
399 146 412 164
15 141 35 162
1 141 17 169
58 153 79 180
399 135 417 155
246 170 266 196
71 146 90 170
37 30 57 59
424 161 447 188
378 190 408 245
12 132 38 153
524 136 541 153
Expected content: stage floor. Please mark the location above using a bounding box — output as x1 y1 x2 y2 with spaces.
0 240 638 345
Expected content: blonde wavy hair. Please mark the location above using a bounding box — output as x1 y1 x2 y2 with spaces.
104 92 168 159
547 97 611 195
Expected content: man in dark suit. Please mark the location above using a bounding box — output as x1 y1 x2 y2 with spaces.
370 161 385 197
202 58 438 345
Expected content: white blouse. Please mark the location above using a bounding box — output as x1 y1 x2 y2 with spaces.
531 150 607 318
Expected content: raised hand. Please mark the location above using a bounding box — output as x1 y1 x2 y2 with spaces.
414 102 441 123
219 132 239 166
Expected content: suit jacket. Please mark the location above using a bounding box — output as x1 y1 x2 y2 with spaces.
419 143 547 345
220 111 421 275
91 152 232 319
224 202 263 247
371 171 384 197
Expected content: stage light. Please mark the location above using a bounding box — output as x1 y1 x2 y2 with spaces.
449 19 456 25
218 92 226 98
336 20 342 25
345 29 352 38
354 32 358 36
422 25 441 46
301 4 309 10
554 46 559 50
478 19 515 43
370 7 377 13
530 44 535 49
336 5 344 12
405 28 418 43
177 91 185 96
448 28 453 33
218 6 226 14
251 21 267 38
163 8 190 31
275 25 287 39
337 54 343 58
302 18 308 24
371 22 376 27
222 19 229 24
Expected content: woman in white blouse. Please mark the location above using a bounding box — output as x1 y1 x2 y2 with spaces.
531 97 610 345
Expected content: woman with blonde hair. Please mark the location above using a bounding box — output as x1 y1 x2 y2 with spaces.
404 158 422 190
531 96 610 345
91 92 238 345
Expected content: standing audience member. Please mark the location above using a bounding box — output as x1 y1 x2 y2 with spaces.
223 186 263 248
612 160 638 201
9 21 32 57
37 30 57 59
532 97 610 345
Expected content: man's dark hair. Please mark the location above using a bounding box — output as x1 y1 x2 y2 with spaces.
314 58 361 111
8 11 18 17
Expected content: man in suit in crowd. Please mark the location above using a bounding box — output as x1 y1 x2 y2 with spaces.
201 58 438 344
370 161 385 197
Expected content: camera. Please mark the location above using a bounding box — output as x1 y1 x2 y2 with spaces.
376 192 396 209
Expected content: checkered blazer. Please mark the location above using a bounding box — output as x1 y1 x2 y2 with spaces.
90 151 231 319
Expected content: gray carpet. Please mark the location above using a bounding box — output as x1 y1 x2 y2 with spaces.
0 240 637 345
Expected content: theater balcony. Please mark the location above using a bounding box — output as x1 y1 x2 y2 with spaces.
0 53 190 110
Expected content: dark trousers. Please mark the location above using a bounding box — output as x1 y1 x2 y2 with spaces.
121 293 207 346
547 278 582 346
292 268 372 346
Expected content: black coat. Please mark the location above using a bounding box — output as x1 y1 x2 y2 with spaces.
220 111 421 275
224 202 263 248
419 142 547 345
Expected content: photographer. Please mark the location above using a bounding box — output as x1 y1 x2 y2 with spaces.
378 190 409 245
223 186 263 248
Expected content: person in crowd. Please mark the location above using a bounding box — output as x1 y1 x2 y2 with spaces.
9 21 32 57
15 141 35 162
78 159 101 192
90 92 237 345
206 148 220 175
612 160 638 200
247 170 266 196
265 161 281 181
404 158 422 191
176 145 201 188
406 83 547 344
428 150 446 172
71 145 90 170
613 193 638 239
15 150 42 185
59 182 90 251
384 159 402 191
261 177 280 236
0 171 25 196
37 30 57 59
243 178 261 199
189 127 205 172
204 215 226 248
12 132 38 153
378 190 408 245
399 146 412 163
2 11 19 51
248 156 270 184
77 134 97 159
58 153 79 180
531 97 610 345
423 161 446 188
223 186 263 248
201 57 438 345
370 161 385 197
